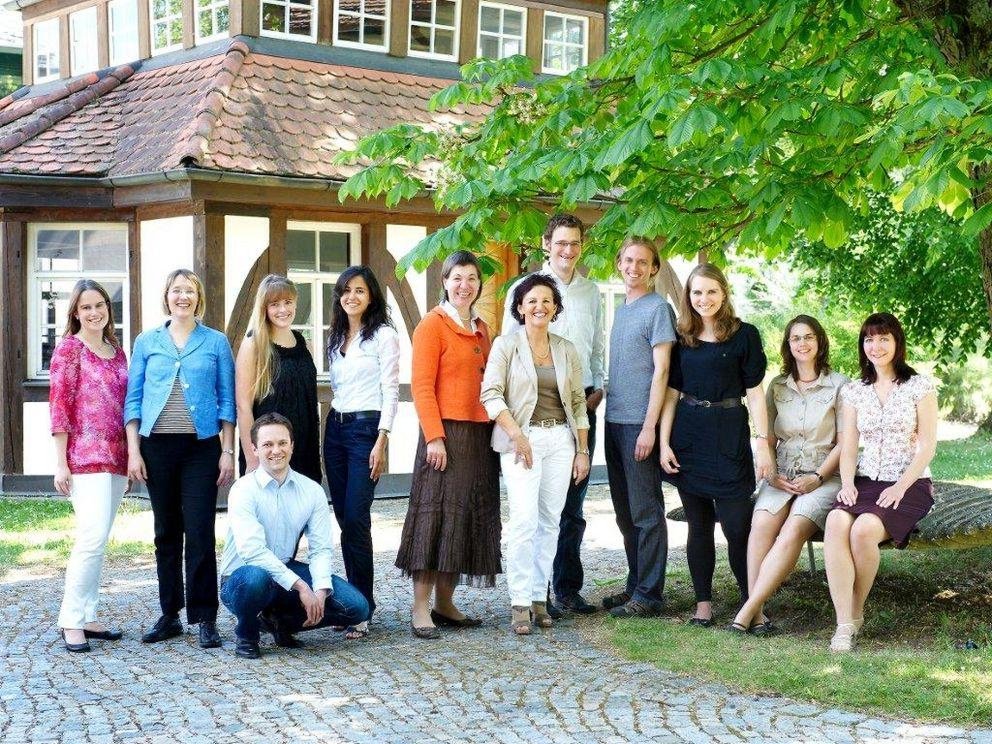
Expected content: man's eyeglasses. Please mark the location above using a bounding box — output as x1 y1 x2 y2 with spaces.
552 241 582 250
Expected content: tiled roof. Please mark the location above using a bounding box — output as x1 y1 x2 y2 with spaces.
0 37 488 181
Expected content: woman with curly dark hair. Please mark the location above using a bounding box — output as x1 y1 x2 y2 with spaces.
324 265 400 640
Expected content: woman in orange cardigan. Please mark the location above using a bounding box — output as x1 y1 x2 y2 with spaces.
395 251 501 638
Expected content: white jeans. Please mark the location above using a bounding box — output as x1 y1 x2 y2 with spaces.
57 473 126 629
502 425 575 607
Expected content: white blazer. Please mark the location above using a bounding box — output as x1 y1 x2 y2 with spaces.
480 329 589 454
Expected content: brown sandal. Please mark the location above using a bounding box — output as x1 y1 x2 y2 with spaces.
511 606 532 635
531 602 553 629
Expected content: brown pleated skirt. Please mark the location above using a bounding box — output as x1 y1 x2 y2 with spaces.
831 476 934 549
394 420 502 587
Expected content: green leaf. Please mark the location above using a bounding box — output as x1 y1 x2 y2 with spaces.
595 120 654 169
960 202 992 238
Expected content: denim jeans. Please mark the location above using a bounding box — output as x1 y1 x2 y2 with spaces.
141 433 220 623
604 422 668 606
324 415 379 622
552 404 597 601
220 561 369 641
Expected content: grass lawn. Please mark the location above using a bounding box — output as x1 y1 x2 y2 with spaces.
608 430 992 725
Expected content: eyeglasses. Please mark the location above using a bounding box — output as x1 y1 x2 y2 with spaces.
169 288 198 297
552 241 582 250
789 334 816 344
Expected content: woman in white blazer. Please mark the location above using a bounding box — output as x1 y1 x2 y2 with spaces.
481 273 590 635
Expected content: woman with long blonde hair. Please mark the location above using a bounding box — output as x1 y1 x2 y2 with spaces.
659 263 772 627
235 274 320 483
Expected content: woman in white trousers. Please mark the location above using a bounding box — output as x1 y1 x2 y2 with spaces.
482 273 589 635
51 280 130 653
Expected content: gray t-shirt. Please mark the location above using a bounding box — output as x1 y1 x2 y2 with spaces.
605 293 677 424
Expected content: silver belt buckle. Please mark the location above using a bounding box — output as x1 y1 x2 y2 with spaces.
700 399 712 408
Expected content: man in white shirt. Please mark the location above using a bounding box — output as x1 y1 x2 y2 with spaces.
501 214 606 615
219 413 368 659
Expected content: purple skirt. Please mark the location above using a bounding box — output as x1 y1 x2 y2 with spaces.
831 477 934 549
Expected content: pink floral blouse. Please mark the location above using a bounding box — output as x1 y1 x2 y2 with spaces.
840 374 935 482
49 335 129 476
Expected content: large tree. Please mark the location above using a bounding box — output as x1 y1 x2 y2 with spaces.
338 0 992 331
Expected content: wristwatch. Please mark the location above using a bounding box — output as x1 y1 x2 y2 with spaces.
576 448 590 455
222 448 235 456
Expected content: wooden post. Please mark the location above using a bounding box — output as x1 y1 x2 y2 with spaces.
268 210 287 275
193 209 226 332
526 8 543 73
389 0 409 57
459 0 479 64
128 218 142 344
0 218 26 475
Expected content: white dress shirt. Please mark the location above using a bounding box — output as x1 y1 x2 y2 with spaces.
219 467 334 591
327 325 401 432
501 264 606 389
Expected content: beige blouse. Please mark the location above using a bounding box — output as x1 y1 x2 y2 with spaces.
767 370 849 477
840 374 935 481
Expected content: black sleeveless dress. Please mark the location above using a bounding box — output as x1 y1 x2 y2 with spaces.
238 330 322 484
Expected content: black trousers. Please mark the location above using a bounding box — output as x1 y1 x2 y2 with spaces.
679 490 752 605
141 433 220 623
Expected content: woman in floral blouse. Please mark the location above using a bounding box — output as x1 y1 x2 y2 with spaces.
823 312 938 652
51 280 129 653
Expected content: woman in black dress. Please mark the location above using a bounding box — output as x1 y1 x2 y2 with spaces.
659 263 773 626
235 274 321 483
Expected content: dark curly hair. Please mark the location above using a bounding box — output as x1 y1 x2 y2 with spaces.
326 265 393 356
509 273 564 325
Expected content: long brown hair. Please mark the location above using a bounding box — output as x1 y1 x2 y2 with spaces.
780 314 830 380
62 279 120 348
247 274 298 402
858 312 917 384
676 263 740 347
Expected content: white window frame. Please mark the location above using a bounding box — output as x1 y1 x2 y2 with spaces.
28 223 131 379
33 19 60 84
285 221 361 377
195 0 231 42
150 0 184 55
407 0 460 61
477 1 525 60
541 10 588 75
69 7 99 77
259 0 318 42
333 0 390 51
109 0 141 65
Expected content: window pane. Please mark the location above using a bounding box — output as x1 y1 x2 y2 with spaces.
410 24 431 51
322 282 335 327
36 230 80 272
364 18 385 46
318 232 350 273
435 28 453 55
288 6 312 34
41 327 58 372
502 38 520 57
410 0 432 23
338 0 360 10
480 35 499 58
103 282 125 328
543 44 557 71
110 0 140 65
199 10 213 36
294 282 312 324
504 9 522 36
566 46 583 71
367 0 386 16
545 16 563 43
217 5 230 31
261 2 285 31
287 230 317 271
566 18 584 45
153 0 166 17
82 230 128 272
479 5 500 33
436 0 455 27
338 14 360 42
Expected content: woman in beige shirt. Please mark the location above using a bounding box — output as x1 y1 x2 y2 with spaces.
729 315 848 635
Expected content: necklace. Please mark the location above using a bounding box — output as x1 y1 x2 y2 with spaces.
798 376 817 383
529 339 551 363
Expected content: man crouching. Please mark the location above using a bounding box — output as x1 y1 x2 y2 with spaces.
219 412 368 658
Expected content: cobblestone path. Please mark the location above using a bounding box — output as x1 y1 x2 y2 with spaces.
2 488 989 743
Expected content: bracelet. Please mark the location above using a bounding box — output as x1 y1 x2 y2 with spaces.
222 448 235 456
576 449 590 456
814 472 824 484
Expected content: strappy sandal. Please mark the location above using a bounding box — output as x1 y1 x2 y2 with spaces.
344 622 369 640
531 602 554 629
726 621 749 635
511 606 532 635
830 623 858 653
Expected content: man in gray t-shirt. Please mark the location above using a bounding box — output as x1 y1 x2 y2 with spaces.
602 239 676 618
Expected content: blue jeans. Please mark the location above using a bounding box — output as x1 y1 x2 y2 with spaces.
552 405 597 601
220 561 368 641
324 415 379 622
604 422 668 606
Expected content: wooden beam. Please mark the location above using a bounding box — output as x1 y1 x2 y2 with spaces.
182 0 195 49
1 207 134 222
22 23 33 85
526 8 543 74
128 218 142 342
425 224 443 311
113 180 193 208
268 210 288 275
96 1 110 70
366 223 424 341
0 219 26 474
0 186 115 209
240 0 260 36
193 209 226 331
459 0 479 64
58 14 69 80
389 0 409 57
227 248 270 351
318 0 333 44
137 0 151 60
588 11 604 62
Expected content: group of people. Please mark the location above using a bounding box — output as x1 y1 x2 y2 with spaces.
51 213 937 659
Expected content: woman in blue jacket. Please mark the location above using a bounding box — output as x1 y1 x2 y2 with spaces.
125 269 236 649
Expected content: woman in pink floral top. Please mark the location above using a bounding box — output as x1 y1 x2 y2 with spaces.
823 312 937 653
50 280 129 653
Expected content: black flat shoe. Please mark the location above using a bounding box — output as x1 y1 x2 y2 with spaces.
726 621 749 635
198 621 222 649
749 619 780 637
557 594 597 614
410 622 441 639
601 591 632 610
84 628 123 641
234 637 261 659
430 609 482 628
259 611 302 648
141 615 183 644
60 629 91 653
687 617 713 628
